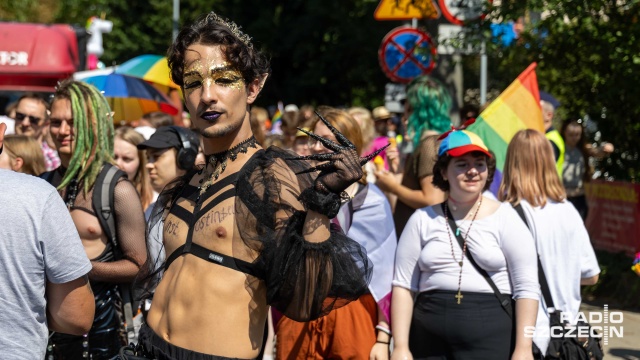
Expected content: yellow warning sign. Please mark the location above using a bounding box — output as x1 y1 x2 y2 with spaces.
374 0 440 21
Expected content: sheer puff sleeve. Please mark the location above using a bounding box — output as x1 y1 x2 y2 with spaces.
235 147 372 322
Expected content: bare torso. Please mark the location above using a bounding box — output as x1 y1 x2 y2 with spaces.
146 150 267 358
72 209 109 260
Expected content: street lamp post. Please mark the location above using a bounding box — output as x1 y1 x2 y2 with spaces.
173 0 179 42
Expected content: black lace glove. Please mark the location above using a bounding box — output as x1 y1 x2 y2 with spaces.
298 187 343 218
289 111 389 194
288 111 388 217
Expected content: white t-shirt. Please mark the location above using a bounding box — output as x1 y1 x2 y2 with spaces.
393 201 539 301
520 200 600 355
0 169 92 359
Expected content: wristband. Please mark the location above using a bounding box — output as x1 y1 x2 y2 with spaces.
376 325 392 336
316 180 350 203
376 340 390 345
299 187 342 218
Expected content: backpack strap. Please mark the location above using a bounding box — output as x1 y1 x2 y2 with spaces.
512 203 556 310
91 164 135 337
92 164 126 251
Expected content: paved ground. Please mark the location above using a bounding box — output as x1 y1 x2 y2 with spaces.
580 303 640 359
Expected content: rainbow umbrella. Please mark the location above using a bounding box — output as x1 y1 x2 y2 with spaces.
116 54 178 89
81 73 178 125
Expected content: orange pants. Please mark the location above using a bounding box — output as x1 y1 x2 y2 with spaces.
275 294 377 360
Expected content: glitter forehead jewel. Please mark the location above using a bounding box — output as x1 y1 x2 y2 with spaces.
205 12 253 48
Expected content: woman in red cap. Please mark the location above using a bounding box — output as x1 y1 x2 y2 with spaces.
391 128 539 360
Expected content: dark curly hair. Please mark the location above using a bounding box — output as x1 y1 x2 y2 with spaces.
167 12 271 88
432 151 496 192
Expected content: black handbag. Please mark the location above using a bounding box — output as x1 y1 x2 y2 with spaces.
542 313 604 360
513 204 603 360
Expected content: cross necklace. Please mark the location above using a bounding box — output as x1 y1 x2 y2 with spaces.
444 195 482 304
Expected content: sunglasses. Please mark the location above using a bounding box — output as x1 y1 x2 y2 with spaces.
15 112 42 123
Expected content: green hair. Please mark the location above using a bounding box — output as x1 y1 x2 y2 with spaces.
406 75 452 149
53 79 115 192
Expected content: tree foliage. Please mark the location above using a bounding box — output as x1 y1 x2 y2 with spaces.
3 1 639 180
466 0 640 181
46 0 395 109
198 0 395 108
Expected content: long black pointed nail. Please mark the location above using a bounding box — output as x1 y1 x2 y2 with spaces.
315 111 356 150
287 154 318 161
298 127 343 152
295 162 336 175
360 144 390 165
287 153 338 162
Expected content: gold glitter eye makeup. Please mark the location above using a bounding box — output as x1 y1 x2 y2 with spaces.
212 70 244 90
183 75 202 90
182 60 245 95
183 62 205 95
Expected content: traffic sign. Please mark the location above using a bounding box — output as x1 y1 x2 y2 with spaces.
384 83 406 113
378 26 437 84
437 24 473 55
438 0 487 25
374 0 439 21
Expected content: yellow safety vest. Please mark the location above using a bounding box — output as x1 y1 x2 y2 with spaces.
545 129 565 178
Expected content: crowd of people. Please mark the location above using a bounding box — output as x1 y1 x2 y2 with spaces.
0 11 613 360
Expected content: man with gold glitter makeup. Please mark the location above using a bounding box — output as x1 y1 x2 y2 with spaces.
132 12 384 360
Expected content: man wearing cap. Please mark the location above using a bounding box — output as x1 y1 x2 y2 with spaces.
137 126 200 219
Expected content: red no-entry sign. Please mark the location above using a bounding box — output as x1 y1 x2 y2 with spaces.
378 26 437 84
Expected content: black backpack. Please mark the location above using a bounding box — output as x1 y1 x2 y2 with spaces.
41 164 137 339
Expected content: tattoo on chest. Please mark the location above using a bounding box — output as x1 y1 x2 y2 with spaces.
194 206 235 233
166 219 180 235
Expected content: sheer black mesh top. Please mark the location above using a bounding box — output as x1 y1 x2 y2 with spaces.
142 147 373 322
43 165 147 283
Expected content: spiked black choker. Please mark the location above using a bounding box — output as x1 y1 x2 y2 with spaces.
199 136 258 195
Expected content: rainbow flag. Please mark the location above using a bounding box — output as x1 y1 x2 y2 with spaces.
272 108 282 125
268 108 283 134
467 62 544 194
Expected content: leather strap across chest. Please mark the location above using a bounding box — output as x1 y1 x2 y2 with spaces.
163 172 264 279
